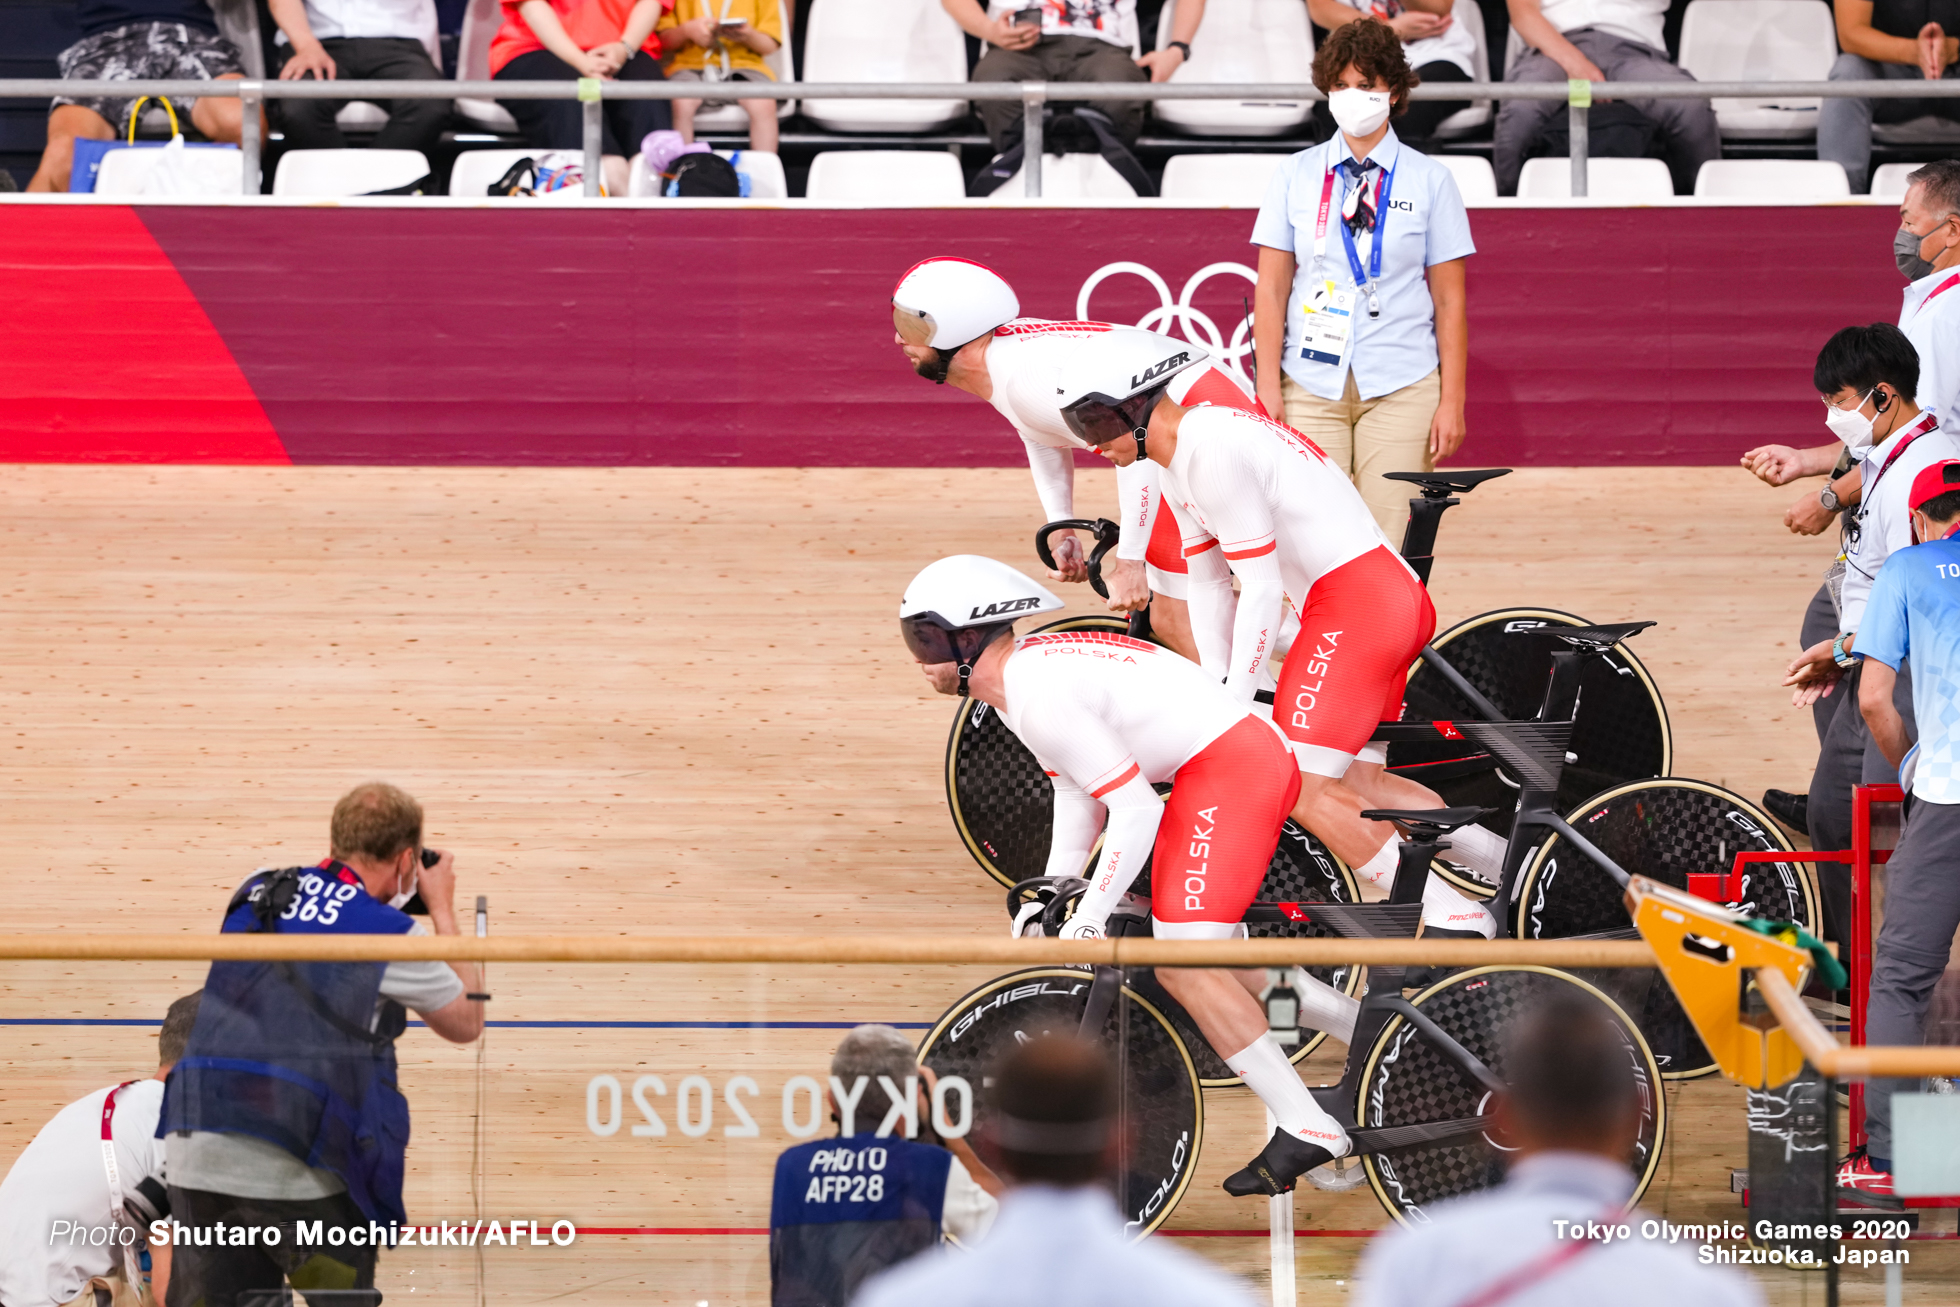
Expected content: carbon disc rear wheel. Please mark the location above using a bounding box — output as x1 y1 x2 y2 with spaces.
918 967 1202 1238
1357 965 1665 1225
1389 609 1671 897
1513 780 1815 1079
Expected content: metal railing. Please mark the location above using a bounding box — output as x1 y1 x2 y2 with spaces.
8 75 1960 198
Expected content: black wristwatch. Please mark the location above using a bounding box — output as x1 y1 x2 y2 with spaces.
1820 484 1844 513
1167 39 1191 57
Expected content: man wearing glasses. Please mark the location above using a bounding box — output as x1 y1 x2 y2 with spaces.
1783 324 1960 949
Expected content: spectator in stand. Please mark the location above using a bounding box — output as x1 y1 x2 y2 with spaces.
1492 0 1718 196
945 0 1208 162
1306 0 1473 150
1822 2 1960 194
770 1026 1000 1307
493 0 702 196
658 0 783 153
24 0 255 192
851 1036 1256 1307
1251 18 1475 540
265 0 449 154
0 993 200 1307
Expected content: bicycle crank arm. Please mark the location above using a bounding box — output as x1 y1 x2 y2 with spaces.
1348 1115 1493 1154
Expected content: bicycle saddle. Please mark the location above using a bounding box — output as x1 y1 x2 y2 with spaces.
1359 806 1499 837
1381 468 1513 499
1545 621 1656 650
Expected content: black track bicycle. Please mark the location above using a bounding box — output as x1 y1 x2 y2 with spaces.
946 471 1674 895
917 805 1668 1233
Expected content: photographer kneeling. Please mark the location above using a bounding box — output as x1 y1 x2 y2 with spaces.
159 782 483 1303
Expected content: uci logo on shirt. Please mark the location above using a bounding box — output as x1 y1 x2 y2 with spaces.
969 596 1044 620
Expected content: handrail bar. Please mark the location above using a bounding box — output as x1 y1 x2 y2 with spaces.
0 932 1657 966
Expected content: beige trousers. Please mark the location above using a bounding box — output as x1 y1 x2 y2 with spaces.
1280 368 1440 544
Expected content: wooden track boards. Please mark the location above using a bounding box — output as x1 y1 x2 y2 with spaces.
1 464 1946 1302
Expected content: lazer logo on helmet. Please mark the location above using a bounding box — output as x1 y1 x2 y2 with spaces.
1129 352 1190 388
969 596 1045 620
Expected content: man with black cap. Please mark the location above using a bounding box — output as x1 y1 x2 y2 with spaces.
1839 458 1960 1195
850 1036 1255 1307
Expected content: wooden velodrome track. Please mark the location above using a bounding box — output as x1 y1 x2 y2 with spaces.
1 463 1952 1303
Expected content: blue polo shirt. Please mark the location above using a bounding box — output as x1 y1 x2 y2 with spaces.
1859 530 1960 804
1250 128 1476 401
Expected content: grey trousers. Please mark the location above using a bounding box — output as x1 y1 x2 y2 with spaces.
1864 797 1960 1162
972 34 1148 151
1802 583 1838 746
1809 656 1915 948
1819 53 1960 195
1492 28 1719 196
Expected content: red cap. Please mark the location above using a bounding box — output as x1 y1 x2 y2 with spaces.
1910 459 1960 515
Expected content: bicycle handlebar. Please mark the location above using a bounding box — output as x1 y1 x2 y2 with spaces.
1034 518 1121 600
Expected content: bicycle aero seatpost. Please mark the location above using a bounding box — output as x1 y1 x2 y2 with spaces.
1384 469 1511 586
1454 721 1575 938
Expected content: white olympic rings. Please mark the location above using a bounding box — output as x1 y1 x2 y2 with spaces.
1076 260 1260 391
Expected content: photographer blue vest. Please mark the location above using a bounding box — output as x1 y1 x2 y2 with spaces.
160 861 415 1226
769 1133 952 1307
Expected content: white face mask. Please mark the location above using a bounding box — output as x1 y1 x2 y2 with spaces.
1823 389 1879 454
1328 88 1392 139
389 867 419 910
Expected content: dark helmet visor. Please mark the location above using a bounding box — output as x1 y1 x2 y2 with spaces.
900 615 1014 666
1060 394 1138 447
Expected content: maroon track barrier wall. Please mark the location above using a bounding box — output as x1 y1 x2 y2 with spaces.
0 200 1904 466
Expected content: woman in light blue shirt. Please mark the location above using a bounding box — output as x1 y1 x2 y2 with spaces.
1250 17 1475 540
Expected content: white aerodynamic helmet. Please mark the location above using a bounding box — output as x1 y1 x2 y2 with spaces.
1056 327 1209 458
892 258 1021 383
900 555 1062 694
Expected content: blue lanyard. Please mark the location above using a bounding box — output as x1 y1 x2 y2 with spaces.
1337 159 1395 319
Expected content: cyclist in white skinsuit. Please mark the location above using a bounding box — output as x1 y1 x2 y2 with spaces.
900 554 1359 1197
891 258 1259 664
1061 329 1509 940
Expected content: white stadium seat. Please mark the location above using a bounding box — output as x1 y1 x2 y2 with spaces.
1871 162 1924 199
1152 0 1312 136
1693 158 1850 198
1677 0 1835 141
992 153 1139 198
800 0 968 133
1432 153 1497 200
1516 156 1674 201
272 148 431 196
625 148 788 196
449 148 539 196
1159 153 1284 202
806 149 967 200
457 0 520 133
668 0 798 132
1428 0 1493 141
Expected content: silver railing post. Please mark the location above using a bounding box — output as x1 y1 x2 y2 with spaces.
238 80 262 196
579 77 603 197
1568 78 1590 198
1023 83 1046 198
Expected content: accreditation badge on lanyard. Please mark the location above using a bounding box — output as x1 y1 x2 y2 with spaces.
1297 158 1394 371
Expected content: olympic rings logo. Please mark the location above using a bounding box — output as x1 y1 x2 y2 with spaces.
1076 261 1259 390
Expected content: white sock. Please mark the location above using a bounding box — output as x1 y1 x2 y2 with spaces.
1444 823 1508 880
1422 873 1496 938
1289 967 1358 1045
1355 835 1402 890
1225 1034 1349 1157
